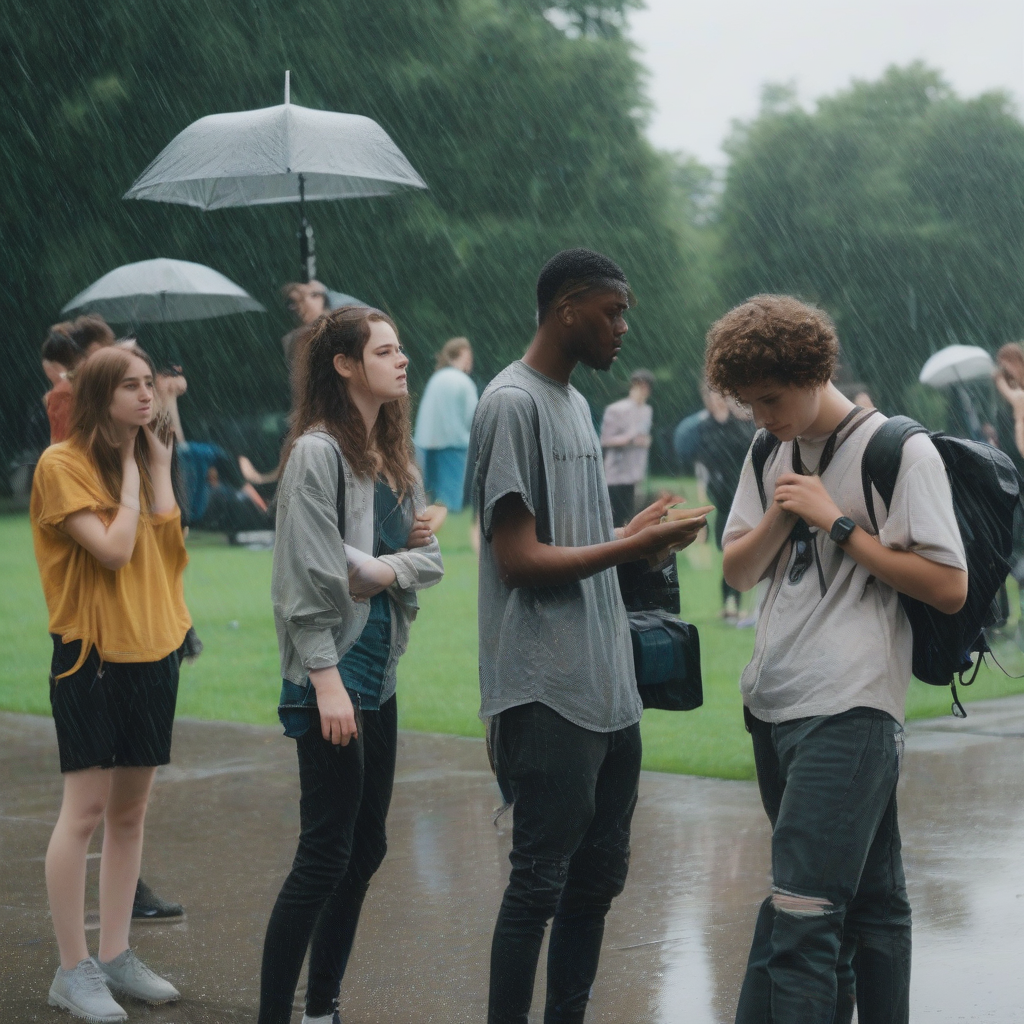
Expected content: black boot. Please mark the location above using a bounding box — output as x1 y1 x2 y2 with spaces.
132 878 184 920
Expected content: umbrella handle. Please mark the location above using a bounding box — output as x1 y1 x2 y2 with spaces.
298 173 315 283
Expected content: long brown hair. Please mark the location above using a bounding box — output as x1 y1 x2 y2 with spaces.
282 305 416 495
68 346 156 509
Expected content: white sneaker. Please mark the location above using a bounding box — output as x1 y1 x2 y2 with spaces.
94 948 180 1004
48 959 127 1023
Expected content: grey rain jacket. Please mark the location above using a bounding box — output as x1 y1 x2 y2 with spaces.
271 430 444 694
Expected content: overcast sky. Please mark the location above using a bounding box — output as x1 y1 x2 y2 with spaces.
627 0 1024 166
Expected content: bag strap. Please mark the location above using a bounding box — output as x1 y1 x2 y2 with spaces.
751 429 781 513
334 447 347 540
861 416 928 534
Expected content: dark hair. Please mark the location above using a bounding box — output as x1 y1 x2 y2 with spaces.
41 326 82 368
281 306 416 496
536 248 631 324
67 314 116 352
705 294 839 396
630 369 655 388
69 345 156 509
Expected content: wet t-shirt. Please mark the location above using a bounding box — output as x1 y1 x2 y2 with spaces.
469 360 641 733
723 414 967 725
30 440 191 676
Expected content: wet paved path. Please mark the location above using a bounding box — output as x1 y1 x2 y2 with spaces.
2 699 1023 1023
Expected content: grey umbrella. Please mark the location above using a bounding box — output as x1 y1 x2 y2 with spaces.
123 72 428 281
61 258 265 323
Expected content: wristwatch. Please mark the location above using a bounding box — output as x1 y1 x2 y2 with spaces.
829 515 857 546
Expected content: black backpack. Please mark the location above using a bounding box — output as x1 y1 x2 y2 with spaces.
752 417 1023 716
861 417 1021 714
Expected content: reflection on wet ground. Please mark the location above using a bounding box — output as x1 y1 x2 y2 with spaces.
2 699 1023 1023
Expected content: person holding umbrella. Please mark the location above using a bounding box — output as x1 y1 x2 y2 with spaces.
281 280 330 364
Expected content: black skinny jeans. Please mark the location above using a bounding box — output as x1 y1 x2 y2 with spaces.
489 701 642 1024
258 695 397 1024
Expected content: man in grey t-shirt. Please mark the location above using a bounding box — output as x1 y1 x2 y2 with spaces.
468 249 708 1024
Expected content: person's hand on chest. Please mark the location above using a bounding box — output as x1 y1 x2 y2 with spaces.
773 473 843 533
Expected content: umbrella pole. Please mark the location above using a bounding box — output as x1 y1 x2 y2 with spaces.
298 173 316 283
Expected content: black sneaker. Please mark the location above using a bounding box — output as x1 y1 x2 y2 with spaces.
131 879 184 920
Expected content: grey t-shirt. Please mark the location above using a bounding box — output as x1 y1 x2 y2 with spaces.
469 360 642 733
723 413 967 725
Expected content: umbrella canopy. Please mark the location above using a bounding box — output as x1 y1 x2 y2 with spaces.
123 102 427 211
62 258 265 323
326 288 369 310
122 73 428 282
919 345 995 387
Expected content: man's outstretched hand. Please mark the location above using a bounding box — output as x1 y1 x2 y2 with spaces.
621 493 684 538
623 494 714 564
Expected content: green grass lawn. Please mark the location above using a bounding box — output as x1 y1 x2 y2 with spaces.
5 489 1024 781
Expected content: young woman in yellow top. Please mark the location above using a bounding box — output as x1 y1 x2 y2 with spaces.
30 345 191 1023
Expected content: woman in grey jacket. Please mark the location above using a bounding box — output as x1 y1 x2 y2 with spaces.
258 306 444 1024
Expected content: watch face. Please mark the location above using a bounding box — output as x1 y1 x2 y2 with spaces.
831 517 855 543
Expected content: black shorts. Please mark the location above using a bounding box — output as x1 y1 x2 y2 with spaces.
49 637 180 773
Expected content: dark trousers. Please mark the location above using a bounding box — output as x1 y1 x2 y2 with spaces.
488 702 642 1024
258 696 397 1023
607 484 637 529
736 707 912 1024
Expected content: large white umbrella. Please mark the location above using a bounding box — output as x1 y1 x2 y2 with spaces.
919 345 995 387
61 258 265 323
123 72 428 280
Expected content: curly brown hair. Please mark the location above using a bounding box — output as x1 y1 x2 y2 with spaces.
281 305 416 496
704 294 839 396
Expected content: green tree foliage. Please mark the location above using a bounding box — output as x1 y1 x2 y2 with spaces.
0 0 708 474
717 64 1024 410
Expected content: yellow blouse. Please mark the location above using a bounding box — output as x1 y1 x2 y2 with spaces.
30 441 191 678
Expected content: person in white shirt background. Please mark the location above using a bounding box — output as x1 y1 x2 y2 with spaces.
600 369 655 527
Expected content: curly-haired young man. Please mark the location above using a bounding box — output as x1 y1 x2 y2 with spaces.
707 294 968 1024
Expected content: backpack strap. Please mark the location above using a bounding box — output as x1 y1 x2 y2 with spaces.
334 447 347 540
751 429 781 513
861 416 928 534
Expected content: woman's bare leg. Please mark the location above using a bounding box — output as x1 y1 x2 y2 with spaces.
45 769 111 969
98 766 157 962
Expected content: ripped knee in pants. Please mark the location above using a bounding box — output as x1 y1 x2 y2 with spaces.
771 887 837 917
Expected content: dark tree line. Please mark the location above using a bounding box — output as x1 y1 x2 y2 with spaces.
2 1 1022 480
0 0 709 475
716 64 1024 414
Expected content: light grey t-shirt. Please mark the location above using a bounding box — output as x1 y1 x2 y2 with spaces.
601 396 653 485
469 360 642 733
723 413 967 725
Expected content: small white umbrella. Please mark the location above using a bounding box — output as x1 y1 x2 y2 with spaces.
919 345 995 387
123 72 428 280
61 258 265 323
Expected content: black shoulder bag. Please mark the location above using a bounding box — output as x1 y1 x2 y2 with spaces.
528 400 702 712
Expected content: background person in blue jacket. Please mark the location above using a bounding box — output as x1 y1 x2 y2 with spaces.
414 337 478 511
